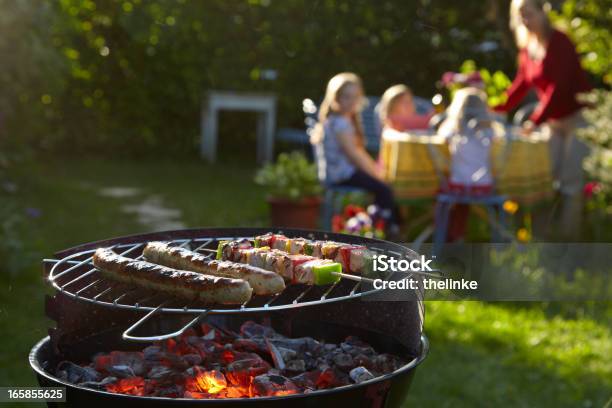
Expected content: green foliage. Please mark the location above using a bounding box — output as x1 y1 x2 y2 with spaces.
1 1 608 157
254 151 321 200
550 0 612 85
578 89 612 151
1 0 515 156
0 1 66 155
577 89 612 224
459 59 512 107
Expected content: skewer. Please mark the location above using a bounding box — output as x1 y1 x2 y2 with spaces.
331 268 442 283
332 272 375 283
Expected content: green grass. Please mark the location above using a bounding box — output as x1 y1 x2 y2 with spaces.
0 157 610 407
405 302 611 407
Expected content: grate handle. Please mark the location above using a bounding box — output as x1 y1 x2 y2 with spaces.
122 304 209 342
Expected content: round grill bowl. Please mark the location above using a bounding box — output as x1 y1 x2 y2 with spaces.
30 328 428 407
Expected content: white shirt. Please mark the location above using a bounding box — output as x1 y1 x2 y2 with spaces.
440 126 494 186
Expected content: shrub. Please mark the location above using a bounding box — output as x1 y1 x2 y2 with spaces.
254 151 321 200
1 0 516 156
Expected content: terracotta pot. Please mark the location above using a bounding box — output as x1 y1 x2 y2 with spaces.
267 196 322 229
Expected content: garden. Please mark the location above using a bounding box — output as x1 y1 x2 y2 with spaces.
1 1 610 407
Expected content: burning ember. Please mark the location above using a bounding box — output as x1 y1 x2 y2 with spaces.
55 321 405 399
190 368 226 394
106 377 145 395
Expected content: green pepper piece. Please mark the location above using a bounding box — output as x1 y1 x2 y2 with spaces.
313 263 342 285
216 241 229 260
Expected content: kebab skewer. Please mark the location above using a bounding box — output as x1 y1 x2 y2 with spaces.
217 241 343 285
253 233 376 277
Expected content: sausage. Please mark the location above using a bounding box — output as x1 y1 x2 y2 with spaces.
92 248 252 304
143 242 285 295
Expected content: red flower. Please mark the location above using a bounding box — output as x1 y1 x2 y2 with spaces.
344 204 364 218
332 215 345 232
583 182 601 199
375 219 386 231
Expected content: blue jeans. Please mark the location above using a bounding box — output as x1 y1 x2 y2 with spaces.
336 170 400 225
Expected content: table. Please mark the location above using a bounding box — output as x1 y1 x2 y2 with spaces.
379 129 449 199
200 91 277 164
380 127 554 205
492 129 554 205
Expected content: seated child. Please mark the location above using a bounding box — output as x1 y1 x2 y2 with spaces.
437 87 496 242
311 73 400 234
379 84 435 134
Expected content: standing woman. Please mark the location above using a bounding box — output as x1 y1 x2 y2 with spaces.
494 0 592 238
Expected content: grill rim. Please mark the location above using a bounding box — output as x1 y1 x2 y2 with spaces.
46 228 423 316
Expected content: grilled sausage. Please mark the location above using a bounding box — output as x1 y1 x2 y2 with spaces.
143 242 285 295
92 248 252 304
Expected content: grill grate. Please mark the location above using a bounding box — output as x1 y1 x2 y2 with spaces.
46 233 424 341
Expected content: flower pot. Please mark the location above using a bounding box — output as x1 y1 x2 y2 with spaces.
267 196 322 229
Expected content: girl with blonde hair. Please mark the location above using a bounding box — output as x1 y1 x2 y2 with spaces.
438 87 497 241
311 73 400 232
495 0 592 238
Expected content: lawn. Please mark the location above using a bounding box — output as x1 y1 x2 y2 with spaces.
0 157 610 407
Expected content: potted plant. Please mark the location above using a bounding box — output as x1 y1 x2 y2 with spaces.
255 151 322 229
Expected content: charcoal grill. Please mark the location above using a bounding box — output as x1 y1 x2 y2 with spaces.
32 228 427 407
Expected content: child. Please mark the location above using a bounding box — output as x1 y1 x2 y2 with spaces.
437 87 496 241
379 84 434 134
311 73 400 234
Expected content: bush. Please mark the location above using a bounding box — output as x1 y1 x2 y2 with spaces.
578 89 612 183
254 151 321 200
1 1 608 157
1 0 516 156
551 0 612 85
458 60 512 107
577 89 612 239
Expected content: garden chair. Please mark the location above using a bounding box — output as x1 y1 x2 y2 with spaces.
428 139 509 255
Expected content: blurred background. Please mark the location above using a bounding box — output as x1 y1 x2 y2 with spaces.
0 0 610 406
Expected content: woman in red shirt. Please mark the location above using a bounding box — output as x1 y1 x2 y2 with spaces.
495 0 592 238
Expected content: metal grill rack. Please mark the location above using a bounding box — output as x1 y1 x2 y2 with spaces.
46 234 425 342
